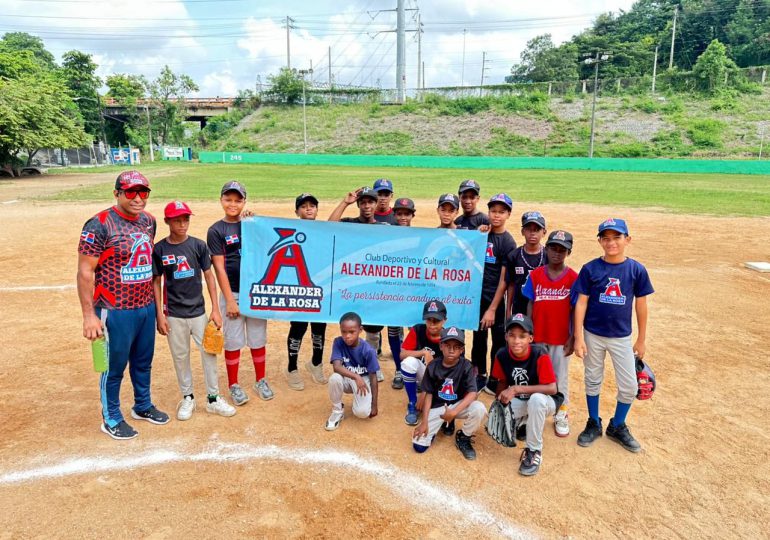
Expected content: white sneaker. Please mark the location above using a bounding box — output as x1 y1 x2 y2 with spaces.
286 369 304 391
376 370 384 383
325 407 344 431
206 395 236 417
554 406 570 437
176 396 195 421
254 379 275 401
305 360 327 384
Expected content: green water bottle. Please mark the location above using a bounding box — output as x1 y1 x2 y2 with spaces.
91 335 108 373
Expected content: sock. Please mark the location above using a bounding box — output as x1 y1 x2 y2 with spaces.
402 369 418 405
387 327 402 371
224 350 240 386
310 325 326 366
611 401 632 427
287 322 306 372
251 347 266 381
184 393 194 400
586 394 600 421
208 394 217 403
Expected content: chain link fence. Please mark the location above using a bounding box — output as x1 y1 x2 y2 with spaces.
27 144 112 168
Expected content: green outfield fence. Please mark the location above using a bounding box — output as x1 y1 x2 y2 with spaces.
198 152 770 175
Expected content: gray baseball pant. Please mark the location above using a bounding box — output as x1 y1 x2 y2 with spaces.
167 314 220 397
583 330 637 404
506 393 556 452
413 400 487 449
328 373 372 418
543 344 570 406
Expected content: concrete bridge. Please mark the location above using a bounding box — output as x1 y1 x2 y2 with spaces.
103 97 235 128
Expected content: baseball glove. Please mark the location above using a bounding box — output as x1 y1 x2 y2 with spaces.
485 399 517 447
636 356 656 400
202 320 224 355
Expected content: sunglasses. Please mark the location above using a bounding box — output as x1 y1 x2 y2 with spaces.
121 190 150 200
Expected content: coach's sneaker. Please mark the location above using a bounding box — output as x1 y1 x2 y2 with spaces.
455 431 477 460
391 372 404 390
554 406 570 437
229 383 249 406
441 420 455 436
405 403 419 426
100 420 138 440
131 406 170 425
577 417 603 447
376 370 385 383
606 418 642 453
206 396 236 417
286 369 304 391
325 407 344 431
519 448 542 476
255 378 275 401
305 360 327 384
176 396 196 421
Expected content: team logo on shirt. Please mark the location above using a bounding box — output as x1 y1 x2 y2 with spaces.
485 242 496 263
510 367 531 399
81 231 95 244
121 232 153 283
248 228 323 313
438 378 458 401
173 256 194 280
599 277 626 305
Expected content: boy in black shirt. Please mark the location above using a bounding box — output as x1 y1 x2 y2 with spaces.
507 211 548 317
454 179 489 230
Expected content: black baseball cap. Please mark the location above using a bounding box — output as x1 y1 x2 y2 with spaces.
546 230 573 250
437 193 460 209
295 193 318 210
440 326 465 344
458 179 480 194
394 197 416 213
221 181 247 198
521 211 546 228
422 300 447 321
505 313 534 334
357 187 378 202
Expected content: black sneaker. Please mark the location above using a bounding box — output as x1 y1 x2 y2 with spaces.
131 406 170 425
606 418 642 453
516 422 527 441
100 420 138 440
518 447 542 476
577 417 603 447
441 420 455 436
475 374 489 394
482 376 497 396
455 431 477 460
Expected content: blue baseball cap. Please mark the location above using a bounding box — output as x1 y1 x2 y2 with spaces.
373 178 394 193
487 193 513 211
597 218 629 236
458 179 480 194
437 193 460 209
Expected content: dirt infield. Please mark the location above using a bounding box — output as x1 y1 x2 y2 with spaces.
1 173 769 538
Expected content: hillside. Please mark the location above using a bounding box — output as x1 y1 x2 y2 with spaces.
201 88 770 159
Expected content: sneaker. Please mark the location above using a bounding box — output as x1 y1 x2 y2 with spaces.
606 418 642 453
404 403 419 426
131 406 170 425
577 417 603 447
455 431 477 460
305 360 327 384
475 374 488 394
100 420 138 440
516 422 527 441
206 396 236 417
554 406 570 437
229 383 249 406
176 396 195 421
286 369 304 391
441 420 455 436
519 448 542 476
254 379 275 401
391 372 404 390
482 376 497 396
325 407 344 431
376 370 384 383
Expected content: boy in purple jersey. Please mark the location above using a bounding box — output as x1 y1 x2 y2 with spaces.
77 170 169 440
153 201 236 421
573 218 654 453
454 179 489 230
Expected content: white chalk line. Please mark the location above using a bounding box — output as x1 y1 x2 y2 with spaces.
0 284 75 292
0 441 534 539
2 199 19 204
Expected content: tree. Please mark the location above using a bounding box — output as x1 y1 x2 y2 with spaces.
105 74 148 147
61 50 102 139
507 34 579 83
266 68 306 104
148 65 199 144
693 39 739 92
0 32 56 70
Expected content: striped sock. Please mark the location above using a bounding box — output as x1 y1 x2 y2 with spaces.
402 369 418 405
224 350 240 386
251 347 266 381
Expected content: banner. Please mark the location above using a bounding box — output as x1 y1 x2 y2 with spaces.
239 217 488 329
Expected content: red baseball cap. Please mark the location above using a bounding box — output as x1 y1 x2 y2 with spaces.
115 170 151 191
164 200 193 219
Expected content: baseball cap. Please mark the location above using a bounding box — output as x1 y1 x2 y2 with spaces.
221 180 247 198
422 299 447 321
393 198 416 213
546 230 574 250
164 200 193 219
437 193 460 209
115 170 150 191
505 313 534 334
597 218 629 236
458 179 480 194
373 178 394 193
521 211 546 228
487 193 513 211
295 193 319 210
357 187 378 202
440 326 465 344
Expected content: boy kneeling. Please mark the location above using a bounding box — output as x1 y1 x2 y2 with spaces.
412 326 486 460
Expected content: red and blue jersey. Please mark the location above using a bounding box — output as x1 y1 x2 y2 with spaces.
522 266 578 345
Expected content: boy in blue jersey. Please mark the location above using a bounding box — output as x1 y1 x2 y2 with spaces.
573 218 654 453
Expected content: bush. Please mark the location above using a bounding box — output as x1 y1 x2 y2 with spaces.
440 96 492 115
687 119 725 148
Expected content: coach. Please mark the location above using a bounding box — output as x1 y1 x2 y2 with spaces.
77 170 169 440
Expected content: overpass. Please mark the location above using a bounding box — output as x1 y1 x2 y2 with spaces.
103 97 235 128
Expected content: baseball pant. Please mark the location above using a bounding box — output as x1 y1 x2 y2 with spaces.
543 344 570 406
471 297 505 376
219 293 267 350
97 304 156 428
583 330 638 404
328 373 372 418
506 393 556 452
167 314 219 397
413 401 487 450
363 326 403 360
287 321 327 371
400 356 426 386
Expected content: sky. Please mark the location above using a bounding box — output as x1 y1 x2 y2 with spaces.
0 0 638 96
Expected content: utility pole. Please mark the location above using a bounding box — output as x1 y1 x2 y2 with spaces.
396 0 406 102
461 29 467 88
652 45 659 94
328 46 332 104
668 6 677 70
144 103 154 162
422 61 425 89
480 51 490 96
416 12 422 91
299 68 313 154
285 15 295 69
584 51 612 158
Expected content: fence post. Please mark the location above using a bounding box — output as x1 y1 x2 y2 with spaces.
547 82 552 96
762 69 767 85
582 80 587 93
616 79 621 93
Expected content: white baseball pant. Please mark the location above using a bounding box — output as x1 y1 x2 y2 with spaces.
219 293 267 350
412 401 487 450
328 372 372 418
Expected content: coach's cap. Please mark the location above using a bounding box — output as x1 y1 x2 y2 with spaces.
295 193 319 210
440 326 465 344
437 193 460 209
164 200 193 219
394 197 416 213
221 180 247 198
458 179 480 194
373 178 394 193
422 299 447 321
521 211 546 228
597 217 629 236
357 186 378 202
115 170 150 191
487 193 513 211
505 313 534 334
546 230 573 250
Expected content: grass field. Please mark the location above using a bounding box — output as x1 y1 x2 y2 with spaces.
46 161 770 216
